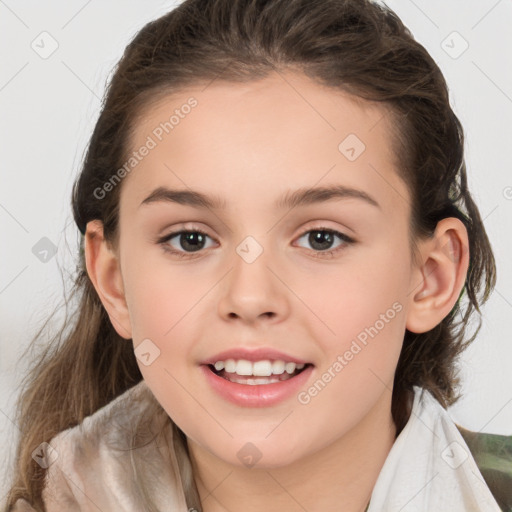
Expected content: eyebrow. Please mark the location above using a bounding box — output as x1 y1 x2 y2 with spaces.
139 185 381 211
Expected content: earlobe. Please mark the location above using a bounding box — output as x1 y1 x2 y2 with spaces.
406 217 469 334
84 220 132 340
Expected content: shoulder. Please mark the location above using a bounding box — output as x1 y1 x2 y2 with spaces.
9 499 37 511
456 424 512 512
25 380 171 511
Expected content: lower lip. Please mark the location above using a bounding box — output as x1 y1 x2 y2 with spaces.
200 364 314 407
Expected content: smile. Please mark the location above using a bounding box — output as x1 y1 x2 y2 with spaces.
201 360 314 407
210 359 309 385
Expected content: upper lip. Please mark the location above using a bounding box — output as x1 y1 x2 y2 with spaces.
201 347 311 365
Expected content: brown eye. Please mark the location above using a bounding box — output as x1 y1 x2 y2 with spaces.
159 229 216 257
295 228 354 256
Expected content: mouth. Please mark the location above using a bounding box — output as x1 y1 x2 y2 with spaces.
206 359 314 386
201 357 315 407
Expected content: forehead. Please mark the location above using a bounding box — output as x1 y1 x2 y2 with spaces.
121 71 409 216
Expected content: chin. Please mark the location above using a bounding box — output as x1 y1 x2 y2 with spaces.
206 436 308 470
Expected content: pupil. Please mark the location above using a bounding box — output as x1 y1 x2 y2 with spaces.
181 232 205 252
309 230 333 250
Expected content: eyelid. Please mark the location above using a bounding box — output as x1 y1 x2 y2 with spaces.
156 221 216 241
158 220 354 239
294 219 355 238
296 226 354 242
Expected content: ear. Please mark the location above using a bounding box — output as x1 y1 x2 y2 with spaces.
84 220 132 340
406 217 470 333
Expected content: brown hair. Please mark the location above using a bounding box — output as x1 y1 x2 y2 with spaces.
4 0 496 510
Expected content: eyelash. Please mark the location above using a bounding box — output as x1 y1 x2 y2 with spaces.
156 226 355 260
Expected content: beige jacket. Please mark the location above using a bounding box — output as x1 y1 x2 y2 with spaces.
10 380 510 511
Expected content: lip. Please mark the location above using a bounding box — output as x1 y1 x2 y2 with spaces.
200 363 314 407
201 347 310 365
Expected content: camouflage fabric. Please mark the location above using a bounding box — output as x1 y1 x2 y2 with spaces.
457 425 512 512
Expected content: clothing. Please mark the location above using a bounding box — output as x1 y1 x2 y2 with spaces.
10 380 511 511
458 426 512 510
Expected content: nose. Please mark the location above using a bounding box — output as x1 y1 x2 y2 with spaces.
217 241 290 325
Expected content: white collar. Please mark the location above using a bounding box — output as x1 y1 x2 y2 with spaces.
368 386 501 511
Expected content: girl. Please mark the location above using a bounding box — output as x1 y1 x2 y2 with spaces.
4 0 511 510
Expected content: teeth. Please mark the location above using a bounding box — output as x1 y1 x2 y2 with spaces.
224 359 237 373
253 360 272 376
228 375 288 385
213 359 307 377
271 360 285 375
285 362 296 374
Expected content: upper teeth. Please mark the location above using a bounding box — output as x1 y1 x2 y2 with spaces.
213 359 305 377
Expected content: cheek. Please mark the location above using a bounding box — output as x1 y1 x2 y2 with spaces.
121 251 203 404
304 247 408 344
292 278 406 450
123 248 206 340
128 285 203 436
304 244 409 398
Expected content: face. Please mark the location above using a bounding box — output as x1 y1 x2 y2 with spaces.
116 71 414 468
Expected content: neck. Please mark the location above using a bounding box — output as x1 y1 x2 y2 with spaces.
187 390 397 512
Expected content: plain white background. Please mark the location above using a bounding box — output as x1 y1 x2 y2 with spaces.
1 0 511 500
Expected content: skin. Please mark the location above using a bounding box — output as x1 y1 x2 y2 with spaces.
85 70 469 512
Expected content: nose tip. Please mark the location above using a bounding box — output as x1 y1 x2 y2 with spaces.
218 253 289 325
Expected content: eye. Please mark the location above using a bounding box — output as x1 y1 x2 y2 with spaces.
294 227 354 257
157 229 217 258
